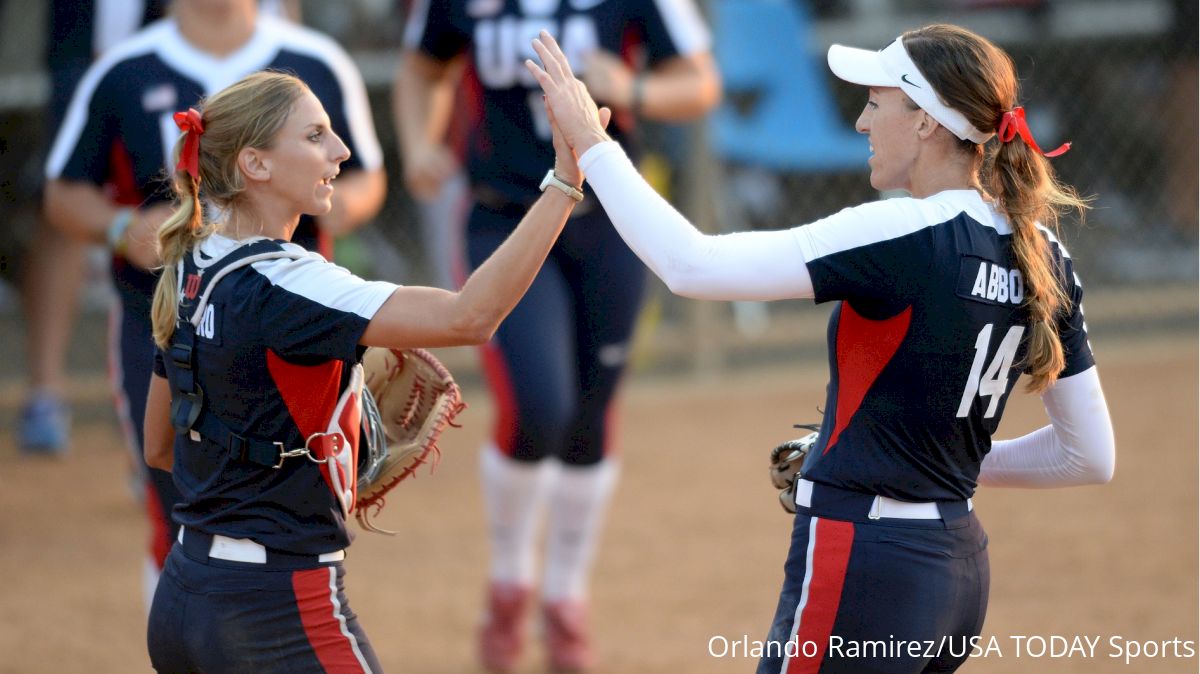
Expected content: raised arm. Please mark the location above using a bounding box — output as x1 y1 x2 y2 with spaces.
361 99 610 349
359 189 575 349
526 31 812 301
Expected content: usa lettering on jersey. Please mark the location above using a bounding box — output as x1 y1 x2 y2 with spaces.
957 256 1023 306
474 14 599 88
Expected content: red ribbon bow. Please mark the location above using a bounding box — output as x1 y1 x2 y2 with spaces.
997 107 1070 158
173 108 206 180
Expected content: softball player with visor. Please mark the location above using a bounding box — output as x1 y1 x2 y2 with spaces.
527 25 1116 674
142 70 593 671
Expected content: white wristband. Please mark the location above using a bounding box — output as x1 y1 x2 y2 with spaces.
107 207 134 251
539 169 584 202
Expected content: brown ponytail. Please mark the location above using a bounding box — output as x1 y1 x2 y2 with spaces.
149 71 311 349
988 133 1087 391
904 24 1089 392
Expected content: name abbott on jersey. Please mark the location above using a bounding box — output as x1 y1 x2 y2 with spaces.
958 256 1024 306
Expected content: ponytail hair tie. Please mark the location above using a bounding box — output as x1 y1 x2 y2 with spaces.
997 106 1070 158
173 108 206 180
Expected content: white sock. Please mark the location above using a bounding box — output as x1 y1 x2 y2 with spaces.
480 443 555 587
542 459 619 603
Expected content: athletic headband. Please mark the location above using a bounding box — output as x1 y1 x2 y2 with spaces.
173 108 206 181
827 37 993 144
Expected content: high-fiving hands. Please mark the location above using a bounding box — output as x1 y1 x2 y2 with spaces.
525 31 613 159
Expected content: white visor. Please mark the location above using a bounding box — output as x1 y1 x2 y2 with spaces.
828 38 993 145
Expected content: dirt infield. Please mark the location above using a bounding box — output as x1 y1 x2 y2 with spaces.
0 328 1195 673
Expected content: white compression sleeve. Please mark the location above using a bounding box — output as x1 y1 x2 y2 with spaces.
579 141 814 301
978 366 1115 488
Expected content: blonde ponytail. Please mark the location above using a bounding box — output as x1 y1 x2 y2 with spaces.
151 166 218 348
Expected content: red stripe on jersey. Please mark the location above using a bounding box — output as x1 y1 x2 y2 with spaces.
479 342 519 456
107 138 144 206
145 480 172 568
292 567 369 672
460 61 491 160
824 303 912 453
452 62 482 160
266 350 343 440
787 518 855 674
614 24 643 133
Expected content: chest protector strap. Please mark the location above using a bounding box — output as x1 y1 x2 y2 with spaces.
169 240 307 467
166 240 368 516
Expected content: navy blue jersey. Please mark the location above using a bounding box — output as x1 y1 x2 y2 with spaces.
404 0 711 205
155 235 398 554
45 15 382 294
793 190 1093 502
47 0 167 69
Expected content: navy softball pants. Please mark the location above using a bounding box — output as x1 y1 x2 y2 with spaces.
757 484 989 674
148 540 380 673
466 201 647 465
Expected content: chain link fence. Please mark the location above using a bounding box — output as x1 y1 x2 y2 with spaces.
0 0 1194 310
705 0 1197 289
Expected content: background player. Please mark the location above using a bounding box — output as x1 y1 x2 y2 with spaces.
395 1 720 671
527 26 1115 673
18 0 299 454
18 0 167 454
142 69 592 671
43 0 385 608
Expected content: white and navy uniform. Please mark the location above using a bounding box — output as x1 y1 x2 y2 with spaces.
794 193 1093 500
146 234 396 672
574 140 1114 674
757 191 1091 674
404 0 711 466
44 15 382 572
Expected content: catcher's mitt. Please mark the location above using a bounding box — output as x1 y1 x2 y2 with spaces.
356 347 466 533
769 424 821 514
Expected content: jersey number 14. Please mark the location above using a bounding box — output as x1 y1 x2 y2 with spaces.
956 323 1025 419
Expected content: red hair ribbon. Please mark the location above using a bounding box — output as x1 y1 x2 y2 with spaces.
173 108 206 180
997 107 1070 157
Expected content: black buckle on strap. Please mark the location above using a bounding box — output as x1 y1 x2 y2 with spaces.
170 387 204 434
169 324 196 369
227 433 288 468
169 341 193 370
